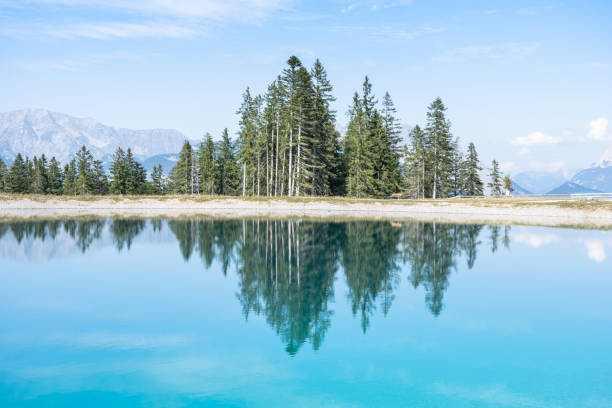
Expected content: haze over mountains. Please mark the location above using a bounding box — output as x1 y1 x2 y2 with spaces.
0 109 192 166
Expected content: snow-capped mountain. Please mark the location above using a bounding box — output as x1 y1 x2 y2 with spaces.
0 108 191 164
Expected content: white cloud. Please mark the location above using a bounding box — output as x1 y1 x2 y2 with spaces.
45 22 199 39
585 117 609 141
585 240 606 262
513 232 559 248
437 42 539 62
14 0 290 21
510 131 560 147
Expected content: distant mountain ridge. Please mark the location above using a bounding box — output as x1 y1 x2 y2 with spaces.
547 182 602 195
0 108 192 165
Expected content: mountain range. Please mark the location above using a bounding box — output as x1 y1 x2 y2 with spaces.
0 109 192 166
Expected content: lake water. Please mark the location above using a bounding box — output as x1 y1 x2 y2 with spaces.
0 218 610 407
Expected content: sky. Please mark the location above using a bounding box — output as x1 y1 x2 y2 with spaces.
1 0 611 175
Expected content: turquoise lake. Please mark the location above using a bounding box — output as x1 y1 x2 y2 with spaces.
0 218 610 407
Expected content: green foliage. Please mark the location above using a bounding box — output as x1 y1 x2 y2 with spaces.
47 157 64 195
8 154 30 193
169 141 196 194
488 159 503 196
424 97 454 198
109 147 147 194
461 142 484 196
198 133 216 195
150 164 166 195
216 129 240 195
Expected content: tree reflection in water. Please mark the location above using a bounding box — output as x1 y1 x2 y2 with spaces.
1 217 493 354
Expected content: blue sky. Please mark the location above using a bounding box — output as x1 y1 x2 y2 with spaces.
1 0 611 174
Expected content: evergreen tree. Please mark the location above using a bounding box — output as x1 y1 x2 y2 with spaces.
109 147 127 194
461 142 483 196
216 129 240 195
379 91 402 195
488 159 503 196
150 165 166 195
63 159 78 195
75 145 94 195
170 141 195 194
198 133 216 195
8 154 30 193
30 155 48 194
344 91 376 197
125 148 147 194
424 97 453 198
47 157 64 195
92 159 109 195
311 59 343 196
404 125 428 199
450 139 463 197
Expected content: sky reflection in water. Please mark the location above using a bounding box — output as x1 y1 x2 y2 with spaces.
0 218 610 407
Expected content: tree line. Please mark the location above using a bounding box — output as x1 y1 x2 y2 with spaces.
0 56 513 198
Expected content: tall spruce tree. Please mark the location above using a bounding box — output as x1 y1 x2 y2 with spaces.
488 159 503 196
151 165 166 195
379 92 402 195
198 133 216 195
8 154 30 193
404 125 428 199
109 147 127 194
424 98 453 199
92 159 109 195
47 157 64 195
30 155 48 194
461 142 483 196
216 129 240 195
170 141 195 194
75 145 94 195
63 159 78 195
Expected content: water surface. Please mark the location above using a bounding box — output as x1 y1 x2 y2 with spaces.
0 218 610 407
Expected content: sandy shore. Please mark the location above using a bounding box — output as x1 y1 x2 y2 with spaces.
2 197 612 228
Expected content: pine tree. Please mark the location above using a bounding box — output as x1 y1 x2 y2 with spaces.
450 139 463 197
404 125 428 199
170 141 195 194
8 154 30 193
344 91 375 197
379 92 402 195
125 148 147 194
30 155 48 194
63 159 78 195
92 160 109 195
151 165 166 195
75 145 94 195
424 98 453 199
109 147 127 194
216 129 240 195
488 159 503 196
198 133 216 195
461 142 483 196
47 157 64 195
311 59 343 196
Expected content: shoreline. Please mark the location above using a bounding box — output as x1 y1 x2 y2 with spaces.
2 196 612 228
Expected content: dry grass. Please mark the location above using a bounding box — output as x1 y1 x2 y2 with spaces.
1 193 612 210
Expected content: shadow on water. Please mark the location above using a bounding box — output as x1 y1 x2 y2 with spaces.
0 217 491 355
